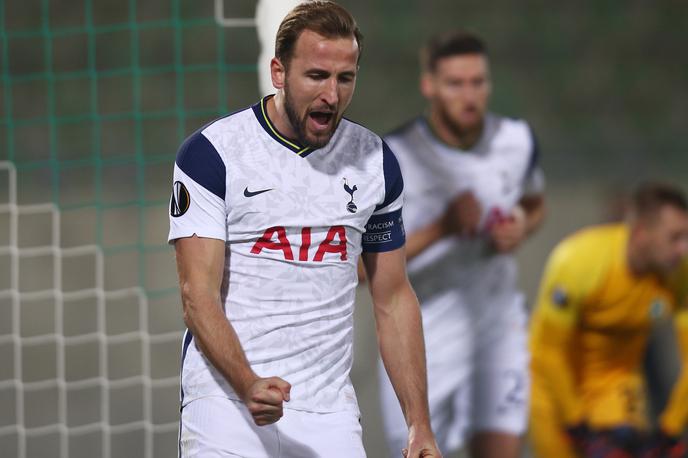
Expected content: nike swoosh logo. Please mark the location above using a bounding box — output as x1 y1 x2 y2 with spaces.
244 187 273 197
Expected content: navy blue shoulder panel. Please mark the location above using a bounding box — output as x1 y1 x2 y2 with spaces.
175 131 226 200
375 140 404 212
525 125 541 180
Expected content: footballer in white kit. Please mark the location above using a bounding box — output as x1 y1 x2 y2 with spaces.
171 95 404 410
377 31 545 458
170 4 441 457
380 114 543 449
170 95 404 455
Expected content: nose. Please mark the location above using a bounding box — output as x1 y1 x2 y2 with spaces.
321 77 339 107
461 86 480 104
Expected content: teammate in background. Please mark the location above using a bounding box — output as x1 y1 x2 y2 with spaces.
529 183 688 458
169 2 441 457
377 31 545 458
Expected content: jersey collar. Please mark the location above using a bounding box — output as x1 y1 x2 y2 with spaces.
419 114 490 154
252 95 314 157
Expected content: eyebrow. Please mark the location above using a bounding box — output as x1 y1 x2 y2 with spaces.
304 68 357 78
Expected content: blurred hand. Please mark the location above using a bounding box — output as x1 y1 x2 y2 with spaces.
489 205 527 253
243 376 291 426
402 425 443 458
444 191 481 237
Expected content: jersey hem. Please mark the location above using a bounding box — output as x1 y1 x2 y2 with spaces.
168 230 227 244
180 393 360 415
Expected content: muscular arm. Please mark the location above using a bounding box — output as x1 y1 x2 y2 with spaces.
405 218 449 260
519 193 546 236
362 247 440 457
175 235 290 425
383 190 485 263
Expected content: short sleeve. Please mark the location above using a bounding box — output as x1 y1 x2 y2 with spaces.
533 238 600 327
523 125 545 195
362 141 405 252
168 131 228 243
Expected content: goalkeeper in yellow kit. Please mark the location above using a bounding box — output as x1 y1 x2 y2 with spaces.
529 183 688 458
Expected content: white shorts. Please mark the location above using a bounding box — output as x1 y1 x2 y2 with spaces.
179 396 366 457
378 289 530 456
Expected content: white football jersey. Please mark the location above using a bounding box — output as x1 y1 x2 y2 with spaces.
385 114 543 303
169 96 405 414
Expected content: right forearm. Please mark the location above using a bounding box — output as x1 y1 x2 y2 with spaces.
374 286 431 429
183 295 257 400
405 220 446 260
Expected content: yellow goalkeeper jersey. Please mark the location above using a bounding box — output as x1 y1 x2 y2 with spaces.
529 223 688 446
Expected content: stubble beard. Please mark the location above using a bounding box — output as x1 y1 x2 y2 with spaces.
283 82 337 149
438 102 483 141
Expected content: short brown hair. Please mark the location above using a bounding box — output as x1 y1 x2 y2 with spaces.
630 182 688 222
422 31 487 72
275 1 363 68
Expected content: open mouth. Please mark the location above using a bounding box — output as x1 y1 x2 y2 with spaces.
309 111 334 128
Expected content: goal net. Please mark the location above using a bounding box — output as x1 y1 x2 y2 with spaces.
0 1 261 457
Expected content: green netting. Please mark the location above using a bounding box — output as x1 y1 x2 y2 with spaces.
0 0 259 298
0 2 260 456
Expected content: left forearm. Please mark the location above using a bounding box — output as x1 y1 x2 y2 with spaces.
375 285 431 428
519 194 546 237
364 247 440 455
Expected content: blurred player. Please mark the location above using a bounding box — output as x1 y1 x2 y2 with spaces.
529 183 688 458
169 2 441 457
377 31 545 458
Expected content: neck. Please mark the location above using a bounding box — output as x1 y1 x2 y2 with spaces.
267 92 297 139
428 110 483 150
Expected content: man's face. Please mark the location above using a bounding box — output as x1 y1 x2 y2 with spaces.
642 205 688 274
422 53 491 134
278 29 358 148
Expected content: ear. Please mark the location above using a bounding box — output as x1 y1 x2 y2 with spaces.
271 57 286 90
420 72 434 100
631 221 650 245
